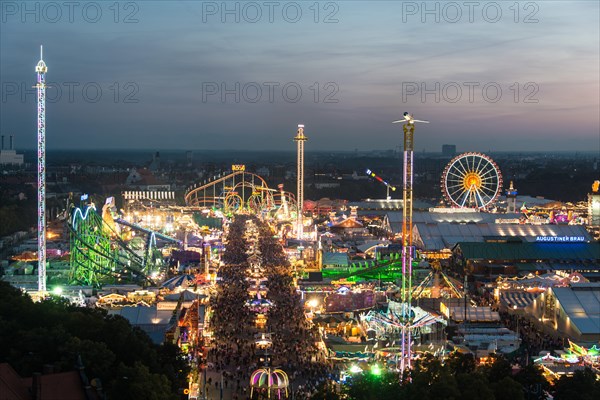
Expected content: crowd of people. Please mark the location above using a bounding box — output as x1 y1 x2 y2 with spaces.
500 310 565 364
469 288 566 367
203 215 330 399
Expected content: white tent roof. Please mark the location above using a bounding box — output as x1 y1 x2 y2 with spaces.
108 305 172 326
500 291 538 309
414 223 591 251
553 284 600 335
447 306 500 322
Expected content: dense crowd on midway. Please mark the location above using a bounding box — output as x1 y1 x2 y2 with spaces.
206 215 330 399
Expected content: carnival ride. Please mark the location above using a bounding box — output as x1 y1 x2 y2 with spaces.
412 261 463 299
250 368 289 399
395 113 427 372
441 152 503 210
321 257 406 282
185 167 296 219
185 168 273 213
69 199 180 287
366 168 397 199
294 124 308 240
361 301 445 367
36 46 47 293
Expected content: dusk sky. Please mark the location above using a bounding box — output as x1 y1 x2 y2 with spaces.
1 1 599 152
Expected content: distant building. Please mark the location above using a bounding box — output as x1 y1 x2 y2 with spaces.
588 181 600 227
149 151 161 172
0 361 101 400
452 241 600 280
313 182 340 189
256 166 270 177
505 181 518 213
442 144 456 157
125 167 168 189
0 135 24 166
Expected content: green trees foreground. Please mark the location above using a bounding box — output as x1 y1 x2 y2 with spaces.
0 281 189 399
315 352 600 400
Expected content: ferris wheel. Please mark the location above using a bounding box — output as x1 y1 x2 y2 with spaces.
441 152 503 209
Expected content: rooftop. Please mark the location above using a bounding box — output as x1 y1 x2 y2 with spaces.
416 223 591 251
552 284 600 335
454 242 600 261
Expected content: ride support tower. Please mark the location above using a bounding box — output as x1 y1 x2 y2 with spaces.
400 122 415 372
294 124 307 240
35 46 47 294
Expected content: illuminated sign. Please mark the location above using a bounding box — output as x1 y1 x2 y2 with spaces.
535 236 586 243
232 164 246 171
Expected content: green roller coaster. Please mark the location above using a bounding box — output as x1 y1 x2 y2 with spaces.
69 204 179 287
320 254 422 283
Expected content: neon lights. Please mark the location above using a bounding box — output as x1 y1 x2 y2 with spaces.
568 340 600 357
72 206 96 230
535 236 586 243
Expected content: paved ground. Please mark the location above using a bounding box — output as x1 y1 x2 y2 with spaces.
195 370 250 400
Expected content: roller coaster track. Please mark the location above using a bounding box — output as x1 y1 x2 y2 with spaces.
114 218 180 272
184 170 273 213
324 258 404 281
69 206 180 287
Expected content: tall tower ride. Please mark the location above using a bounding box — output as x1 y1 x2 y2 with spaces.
294 124 307 240
36 46 47 293
400 122 415 372
392 112 429 373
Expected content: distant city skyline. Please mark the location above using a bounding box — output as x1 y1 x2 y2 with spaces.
1 1 598 152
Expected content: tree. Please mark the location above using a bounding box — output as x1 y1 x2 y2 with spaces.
343 371 403 400
553 368 600 400
445 351 476 375
0 281 187 399
107 362 176 400
514 364 548 400
157 342 191 393
480 354 512 383
492 376 525 400
426 372 461 400
456 372 495 400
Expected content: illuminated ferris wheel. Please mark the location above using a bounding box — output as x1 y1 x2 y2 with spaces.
441 152 503 209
